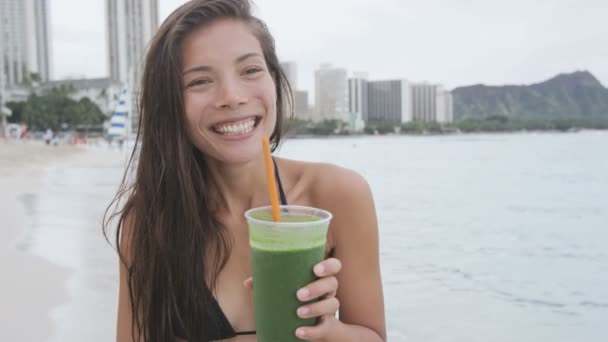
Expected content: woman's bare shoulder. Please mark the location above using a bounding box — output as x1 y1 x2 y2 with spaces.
276 158 372 210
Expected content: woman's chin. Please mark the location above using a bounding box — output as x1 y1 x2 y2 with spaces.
207 146 263 165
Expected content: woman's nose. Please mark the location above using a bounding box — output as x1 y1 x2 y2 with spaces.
214 78 248 109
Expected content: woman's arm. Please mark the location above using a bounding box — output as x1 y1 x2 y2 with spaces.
116 214 141 342
309 165 386 342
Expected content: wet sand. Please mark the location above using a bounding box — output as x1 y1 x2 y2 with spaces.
0 141 82 341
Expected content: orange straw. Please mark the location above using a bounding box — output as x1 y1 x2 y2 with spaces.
262 136 281 222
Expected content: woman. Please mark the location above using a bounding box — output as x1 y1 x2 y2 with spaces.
104 0 385 341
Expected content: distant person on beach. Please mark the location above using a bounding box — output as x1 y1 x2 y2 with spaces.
19 123 27 140
104 1 385 341
44 128 53 145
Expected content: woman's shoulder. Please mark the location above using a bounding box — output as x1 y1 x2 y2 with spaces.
276 158 372 208
277 158 377 253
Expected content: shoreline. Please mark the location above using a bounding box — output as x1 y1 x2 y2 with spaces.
0 140 83 341
285 128 608 139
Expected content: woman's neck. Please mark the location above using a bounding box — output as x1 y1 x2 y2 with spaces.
206 156 272 217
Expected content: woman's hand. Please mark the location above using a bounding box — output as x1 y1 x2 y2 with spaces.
294 258 342 341
242 258 343 341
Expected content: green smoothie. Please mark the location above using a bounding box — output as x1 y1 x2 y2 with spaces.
246 206 332 342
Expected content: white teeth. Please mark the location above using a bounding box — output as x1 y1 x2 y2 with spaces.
214 118 256 135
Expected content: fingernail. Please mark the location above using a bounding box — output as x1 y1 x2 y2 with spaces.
296 328 307 338
297 288 309 300
314 265 325 275
297 307 309 317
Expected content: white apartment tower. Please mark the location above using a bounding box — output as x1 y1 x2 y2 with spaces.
106 0 159 83
412 83 454 123
411 83 436 122
435 86 454 123
280 61 298 90
445 90 454 123
0 0 51 86
348 76 368 120
26 0 51 81
411 83 453 123
314 64 348 122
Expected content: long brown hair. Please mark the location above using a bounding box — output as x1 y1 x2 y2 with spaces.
103 0 293 340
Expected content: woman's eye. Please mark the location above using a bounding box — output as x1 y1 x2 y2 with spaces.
188 79 211 87
244 67 263 75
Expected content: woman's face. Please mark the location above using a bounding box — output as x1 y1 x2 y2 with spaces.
181 18 277 163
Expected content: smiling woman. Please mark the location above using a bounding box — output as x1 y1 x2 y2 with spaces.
181 21 278 163
103 1 386 341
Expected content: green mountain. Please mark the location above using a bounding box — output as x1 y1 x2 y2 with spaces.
452 71 608 120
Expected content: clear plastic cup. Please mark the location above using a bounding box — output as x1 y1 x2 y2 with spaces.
245 205 333 341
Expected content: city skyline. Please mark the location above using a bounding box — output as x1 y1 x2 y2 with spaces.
47 0 608 96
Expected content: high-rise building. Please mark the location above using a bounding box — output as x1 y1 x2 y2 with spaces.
106 0 158 131
1 0 27 86
279 61 302 119
25 0 51 82
314 64 347 122
411 83 453 123
106 0 159 83
446 91 453 123
348 77 369 121
0 3 6 112
280 61 298 90
438 89 454 123
411 83 436 122
294 90 310 120
366 79 413 123
435 85 454 123
0 0 51 86
0 19 5 133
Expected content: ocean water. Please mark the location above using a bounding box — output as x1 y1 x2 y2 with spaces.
16 131 608 341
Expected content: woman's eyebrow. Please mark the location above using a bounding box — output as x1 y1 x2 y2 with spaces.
182 52 262 75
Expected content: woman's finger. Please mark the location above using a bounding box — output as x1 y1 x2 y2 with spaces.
313 258 342 277
297 276 338 301
295 315 338 340
242 277 253 290
297 296 340 319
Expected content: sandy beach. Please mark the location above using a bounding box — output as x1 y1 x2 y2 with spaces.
0 138 132 341
0 141 83 341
